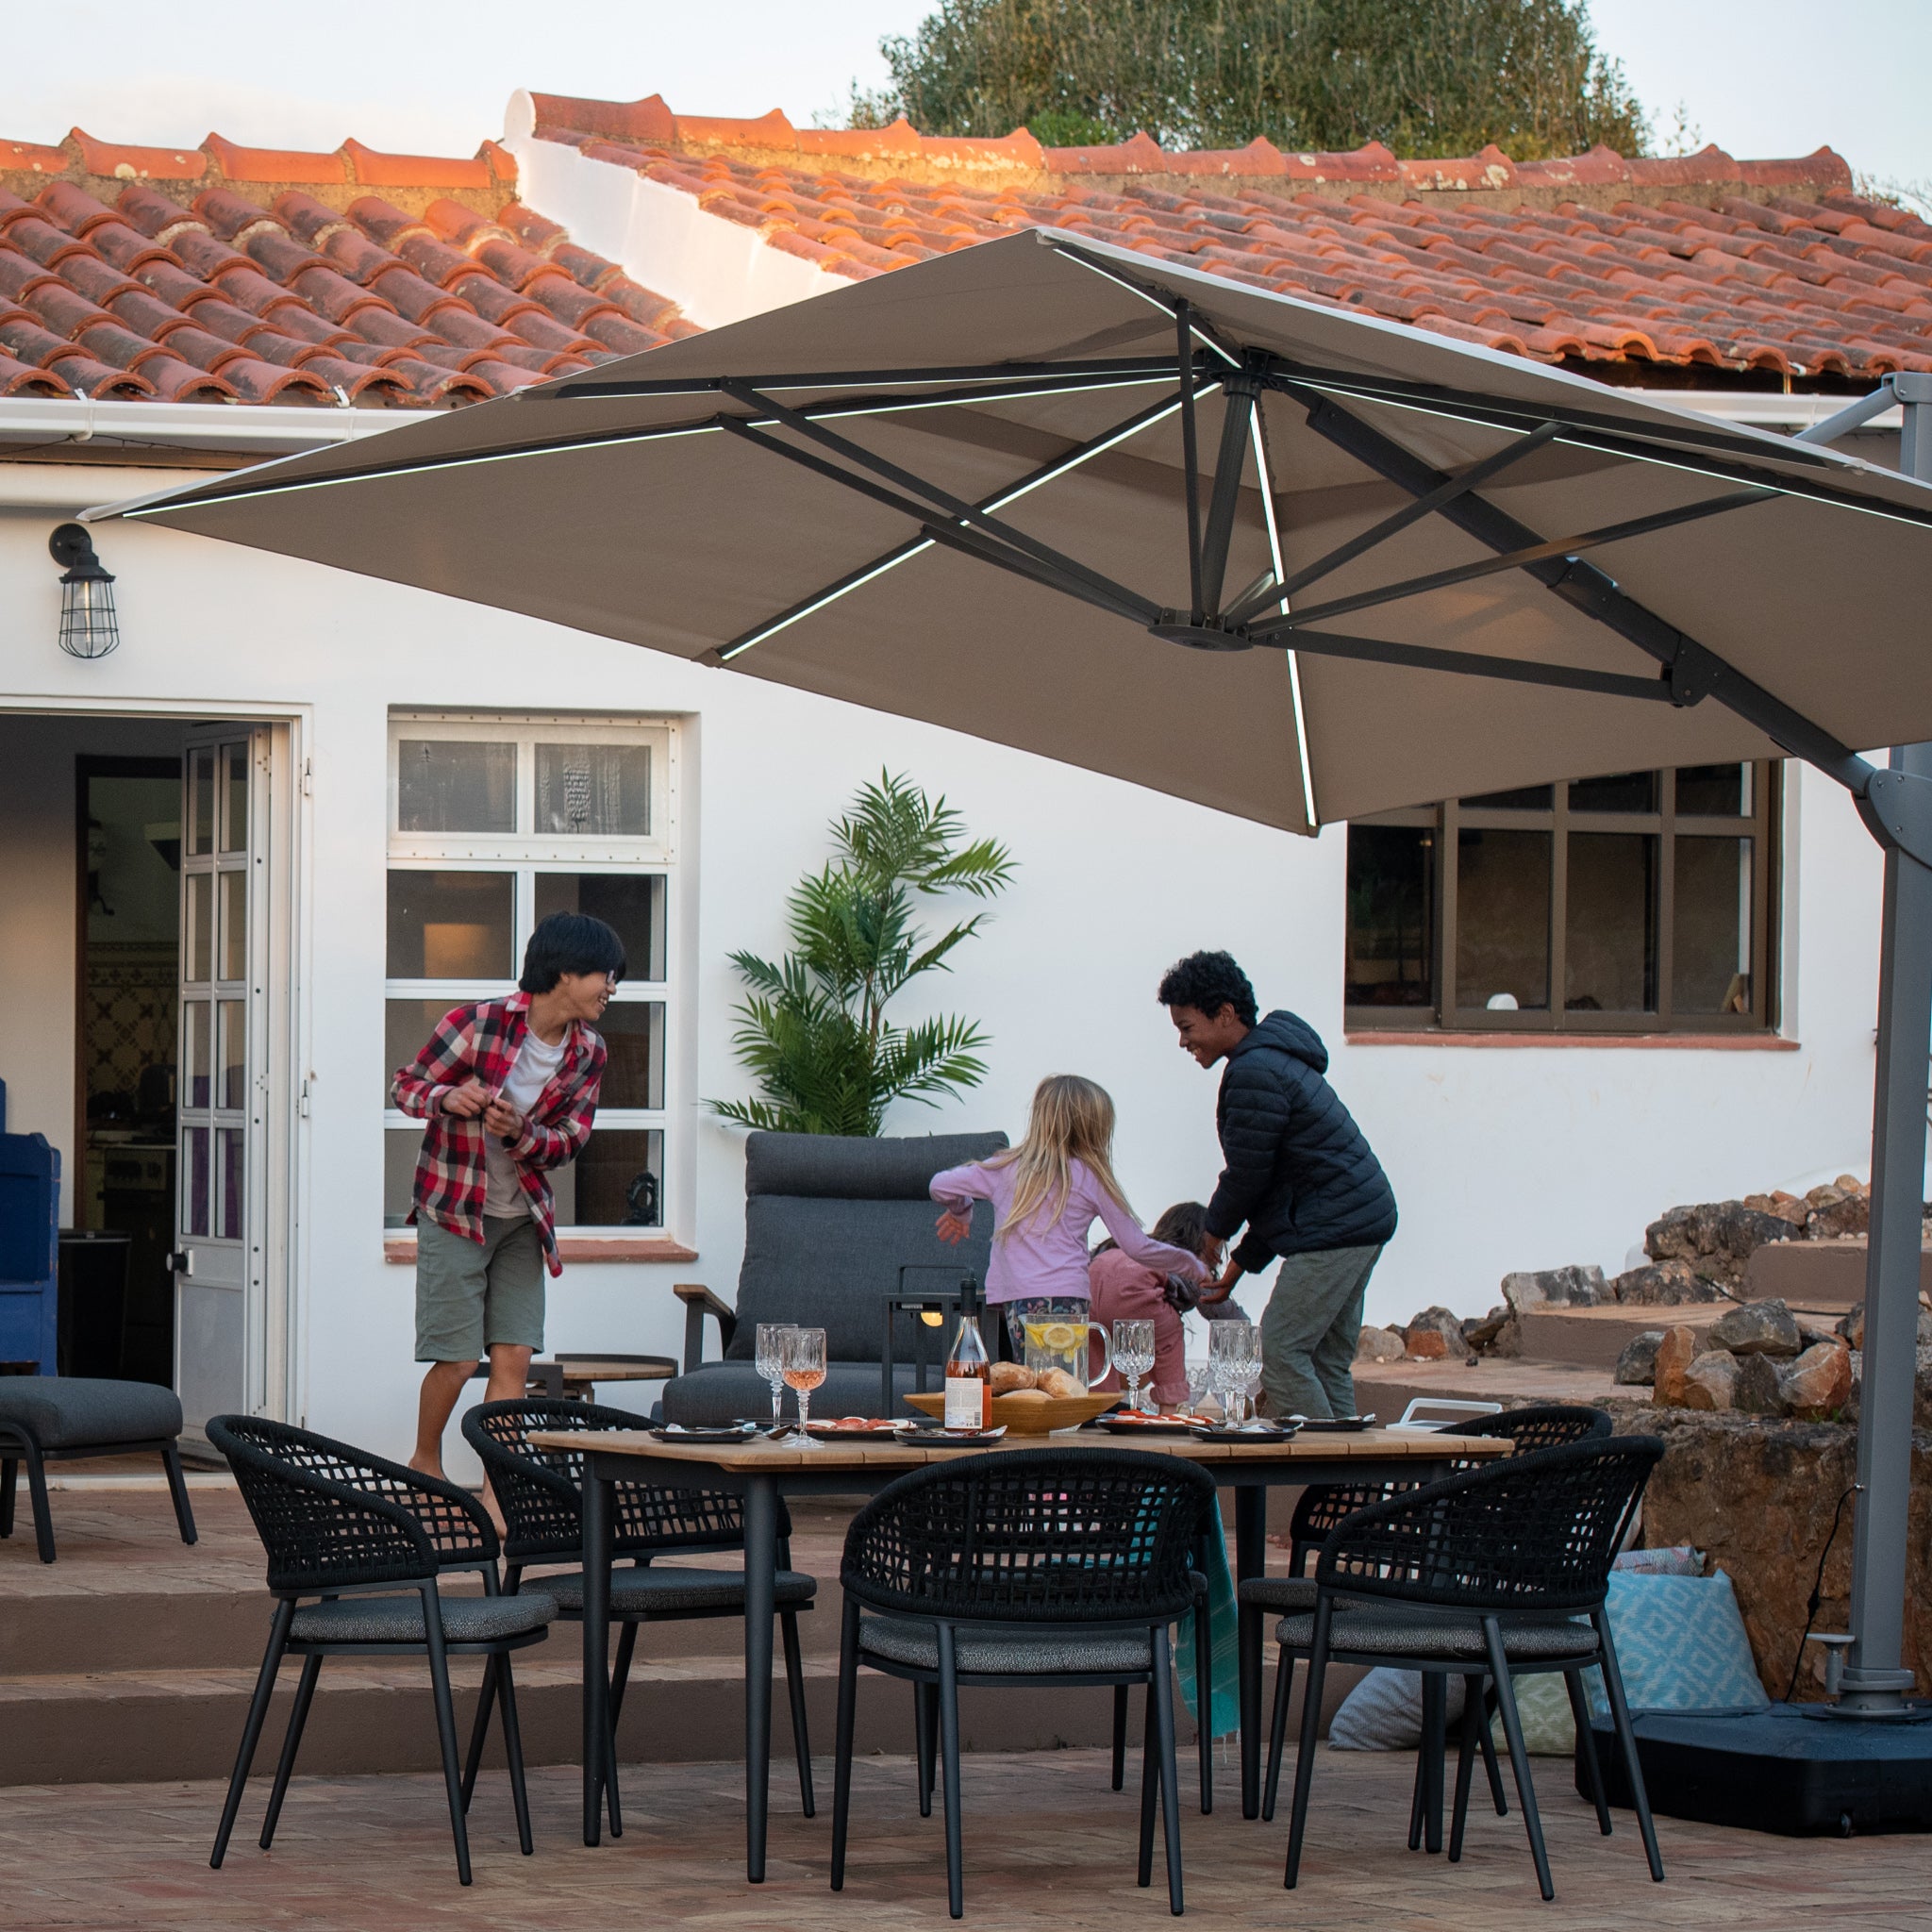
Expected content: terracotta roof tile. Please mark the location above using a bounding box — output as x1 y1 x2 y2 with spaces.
0 129 692 408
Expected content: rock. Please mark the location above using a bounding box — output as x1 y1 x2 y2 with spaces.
1610 1259 1721 1307
1707 1297 1804 1358
1404 1307 1466 1359
1355 1324 1406 1363
1645 1201 1800 1287
1463 1306 1515 1355
1679 1350 1741 1410
1805 1184 1870 1241
1500 1265 1607 1313
1780 1341 1853 1420
1732 1351 1786 1416
1614 1330 1666 1387
1797 1320 1840 1352
1651 1324 1702 1407
1835 1302 1932 1352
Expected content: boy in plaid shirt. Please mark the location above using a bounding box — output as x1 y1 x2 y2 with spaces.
392 911 619 1494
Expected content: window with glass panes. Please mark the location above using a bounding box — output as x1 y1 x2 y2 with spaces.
383 717 677 1230
1344 763 1777 1033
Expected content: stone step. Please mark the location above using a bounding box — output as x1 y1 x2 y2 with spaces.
1513 1304 1723 1372
1351 1354 1631 1419
1740 1237 1929 1308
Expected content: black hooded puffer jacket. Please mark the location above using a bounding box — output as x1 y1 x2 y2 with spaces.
1205 1009 1398 1272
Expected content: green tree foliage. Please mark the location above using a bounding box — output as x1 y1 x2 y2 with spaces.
710 773 1015 1136
841 0 1650 161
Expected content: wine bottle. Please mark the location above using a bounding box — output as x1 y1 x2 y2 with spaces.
944 1311 991 1430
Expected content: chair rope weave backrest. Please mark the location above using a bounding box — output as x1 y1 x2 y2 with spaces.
1452 1404 1612 1465
841 1448 1216 1625
462 1399 748 1564
1288 1478 1424 1573
1315 1437 1663 1615
208 1414 494 1595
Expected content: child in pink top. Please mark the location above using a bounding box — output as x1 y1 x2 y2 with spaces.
1090 1201 1224 1409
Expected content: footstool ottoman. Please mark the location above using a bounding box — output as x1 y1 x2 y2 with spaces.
0 1376 198 1563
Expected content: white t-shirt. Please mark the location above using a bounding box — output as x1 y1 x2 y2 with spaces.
482 1025 567 1219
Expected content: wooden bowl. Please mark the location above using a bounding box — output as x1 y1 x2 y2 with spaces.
903 1391 1116 1437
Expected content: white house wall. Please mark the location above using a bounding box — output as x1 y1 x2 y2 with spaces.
0 481 1895 1474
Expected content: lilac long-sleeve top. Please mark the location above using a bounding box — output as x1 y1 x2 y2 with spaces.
929 1156 1207 1305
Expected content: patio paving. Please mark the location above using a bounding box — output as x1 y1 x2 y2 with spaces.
2 1746 1924 1932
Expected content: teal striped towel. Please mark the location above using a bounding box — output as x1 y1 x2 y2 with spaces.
1176 1514 1241 1739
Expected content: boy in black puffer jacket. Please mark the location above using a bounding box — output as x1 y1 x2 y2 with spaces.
1158 950 1398 1419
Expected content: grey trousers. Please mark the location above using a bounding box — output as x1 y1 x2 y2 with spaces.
1257 1243 1385 1421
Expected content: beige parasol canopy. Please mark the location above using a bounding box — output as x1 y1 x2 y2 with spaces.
106 227 1932 834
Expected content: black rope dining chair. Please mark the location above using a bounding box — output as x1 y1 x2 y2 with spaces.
1275 1436 1667 1903
832 1447 1218 1919
461 1398 818 1835
207 1415 554 1887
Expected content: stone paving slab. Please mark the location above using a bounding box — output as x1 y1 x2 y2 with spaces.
0 1748 1918 1932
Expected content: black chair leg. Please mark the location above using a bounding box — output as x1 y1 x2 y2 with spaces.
1483 1619 1552 1902
212 1598 293 1869
1593 1611 1664 1883
21 1438 54 1563
1448 1674 1484 1862
830 1601 859 1891
258 1653 322 1849
1192 1589 1213 1816
1283 1600 1332 1890
916 1681 937 1817
421 1587 473 1886
1137 1670 1158 1889
1261 1648 1293 1823
1567 1670 1612 1836
458 1648 500 1812
1111 1684 1128 1792
603 1620 637 1840
496 1654 536 1857
160 1442 199 1545
1151 1628 1184 1916
781 1608 815 1818
937 1625 965 1921
1480 1682 1509 1816
1421 1674 1446 1854
2 1456 17 1537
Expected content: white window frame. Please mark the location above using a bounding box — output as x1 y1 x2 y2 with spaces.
383 712 681 1239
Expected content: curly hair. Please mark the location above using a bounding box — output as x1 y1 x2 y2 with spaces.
1155 950 1257 1027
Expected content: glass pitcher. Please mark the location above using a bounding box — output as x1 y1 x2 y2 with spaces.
1020 1307 1113 1393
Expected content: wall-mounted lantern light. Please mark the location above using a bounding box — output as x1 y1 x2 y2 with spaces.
49 523 119 659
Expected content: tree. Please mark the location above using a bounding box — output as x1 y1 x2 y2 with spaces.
839 0 1651 162
709 773 1015 1136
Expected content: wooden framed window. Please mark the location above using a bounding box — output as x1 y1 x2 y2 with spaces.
1345 762 1778 1035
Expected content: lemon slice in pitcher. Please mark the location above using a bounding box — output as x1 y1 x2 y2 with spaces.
1035 1322 1081 1352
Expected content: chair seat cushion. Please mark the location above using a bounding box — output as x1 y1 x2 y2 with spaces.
290 1591 557 1644
532 1566 816 1613
0 1376 182 1449
1274 1607 1600 1666
1239 1575 1319 1613
860 1615 1154 1676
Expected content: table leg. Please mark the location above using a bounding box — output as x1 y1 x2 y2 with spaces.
581 1460 611 1848
1235 1484 1267 1821
743 1474 778 1883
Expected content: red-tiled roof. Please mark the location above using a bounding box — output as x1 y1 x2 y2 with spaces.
527 93 1932 382
0 129 696 405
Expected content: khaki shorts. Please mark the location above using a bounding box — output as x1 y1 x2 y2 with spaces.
414 1214 545 1363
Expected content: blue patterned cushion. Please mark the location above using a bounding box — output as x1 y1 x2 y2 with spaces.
1582 1569 1768 1716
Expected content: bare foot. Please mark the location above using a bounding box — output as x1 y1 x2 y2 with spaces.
479 1483 508 1540
407 1456 445 1484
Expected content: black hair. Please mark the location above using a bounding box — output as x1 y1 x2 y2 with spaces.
519 911 625 993
1156 950 1257 1027
1093 1199 1215 1264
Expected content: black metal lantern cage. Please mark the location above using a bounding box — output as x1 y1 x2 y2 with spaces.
49 523 119 659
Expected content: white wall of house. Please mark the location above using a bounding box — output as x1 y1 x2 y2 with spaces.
0 475 1895 1472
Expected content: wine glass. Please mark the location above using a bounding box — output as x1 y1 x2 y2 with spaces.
1184 1356 1212 1418
755 1324 796 1432
1209 1321 1254 1426
1112 1319 1157 1414
782 1327 828 1446
1235 1324 1264 1427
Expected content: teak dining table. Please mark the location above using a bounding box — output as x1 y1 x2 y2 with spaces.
531 1424 1512 1881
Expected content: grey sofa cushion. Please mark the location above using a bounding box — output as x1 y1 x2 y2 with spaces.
860 1616 1155 1675
531 1565 816 1613
724 1130 1007 1362
662 1361 954 1427
290 1591 556 1644
0 1376 182 1449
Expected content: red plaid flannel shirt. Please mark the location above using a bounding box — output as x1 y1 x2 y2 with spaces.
391 992 606 1278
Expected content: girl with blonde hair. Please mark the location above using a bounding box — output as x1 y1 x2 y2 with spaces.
932 1074 1206 1358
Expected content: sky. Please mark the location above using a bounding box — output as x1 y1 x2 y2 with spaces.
0 1 1925 192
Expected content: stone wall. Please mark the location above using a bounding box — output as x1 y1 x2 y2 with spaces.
1619 1410 1932 1701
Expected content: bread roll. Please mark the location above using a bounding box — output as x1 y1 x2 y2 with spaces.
1037 1368 1082 1399
989 1361 1037 1394
1000 1387 1050 1403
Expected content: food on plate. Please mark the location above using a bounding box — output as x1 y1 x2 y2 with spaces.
998 1387 1050 1403
832 1416 873 1431
988 1361 1037 1394
1036 1368 1082 1399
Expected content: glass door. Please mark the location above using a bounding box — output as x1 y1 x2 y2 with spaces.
175 729 269 1432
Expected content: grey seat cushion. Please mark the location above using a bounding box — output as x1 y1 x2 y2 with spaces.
724 1130 1007 1364
662 1361 952 1427
0 1376 182 1449
290 1591 557 1644
1273 1607 1599 1665
859 1616 1155 1675
530 1565 816 1613
1240 1575 1320 1614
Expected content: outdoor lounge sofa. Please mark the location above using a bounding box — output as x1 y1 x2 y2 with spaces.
659 1130 1004 1427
